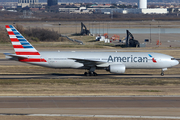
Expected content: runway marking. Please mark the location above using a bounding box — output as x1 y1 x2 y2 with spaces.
0 113 180 119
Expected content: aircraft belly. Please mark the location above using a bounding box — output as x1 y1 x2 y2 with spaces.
27 62 50 67
48 60 83 68
125 62 161 69
125 63 147 69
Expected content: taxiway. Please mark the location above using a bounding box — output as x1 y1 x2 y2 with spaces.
0 96 179 117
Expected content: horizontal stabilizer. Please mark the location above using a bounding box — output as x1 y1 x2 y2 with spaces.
4 53 47 62
4 53 27 60
4 53 27 58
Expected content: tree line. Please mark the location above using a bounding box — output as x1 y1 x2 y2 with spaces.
15 24 60 42
1 11 180 22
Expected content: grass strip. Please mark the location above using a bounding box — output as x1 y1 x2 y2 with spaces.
0 78 180 86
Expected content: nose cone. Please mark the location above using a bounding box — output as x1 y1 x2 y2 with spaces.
172 60 179 66
175 60 179 66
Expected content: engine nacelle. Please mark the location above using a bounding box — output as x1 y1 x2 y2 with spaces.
107 64 126 74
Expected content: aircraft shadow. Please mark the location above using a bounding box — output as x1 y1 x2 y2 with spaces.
51 73 152 76
0 73 153 76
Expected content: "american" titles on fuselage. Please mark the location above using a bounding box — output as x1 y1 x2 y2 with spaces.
107 55 148 63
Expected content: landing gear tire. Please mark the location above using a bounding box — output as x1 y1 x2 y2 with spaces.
84 72 97 76
84 72 88 76
88 72 92 76
93 72 97 76
84 72 91 76
161 72 164 76
88 72 97 76
161 68 167 76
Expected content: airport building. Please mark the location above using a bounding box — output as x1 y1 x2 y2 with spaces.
138 0 147 9
58 7 168 14
141 8 168 14
94 0 168 14
121 8 168 14
58 0 168 14
18 0 38 3
18 0 39 8
47 0 58 6
138 0 167 14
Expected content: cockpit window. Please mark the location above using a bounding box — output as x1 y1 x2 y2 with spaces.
171 58 176 60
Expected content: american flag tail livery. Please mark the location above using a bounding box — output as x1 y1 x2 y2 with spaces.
5 25 47 63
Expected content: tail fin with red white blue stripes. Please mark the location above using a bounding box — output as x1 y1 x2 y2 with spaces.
5 25 47 63
5 25 40 56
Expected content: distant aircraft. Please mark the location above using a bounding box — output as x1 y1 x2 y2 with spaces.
4 25 179 76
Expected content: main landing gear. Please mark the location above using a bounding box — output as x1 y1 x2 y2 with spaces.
84 67 97 76
161 68 167 76
84 72 97 76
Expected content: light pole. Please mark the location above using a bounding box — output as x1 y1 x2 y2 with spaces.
107 22 108 35
99 21 100 35
103 22 104 34
150 24 151 43
95 22 97 35
158 25 161 47
59 23 61 35
75 18 77 34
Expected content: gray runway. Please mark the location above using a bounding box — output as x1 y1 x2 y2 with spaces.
0 96 180 117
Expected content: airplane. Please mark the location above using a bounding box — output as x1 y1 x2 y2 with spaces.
4 25 179 76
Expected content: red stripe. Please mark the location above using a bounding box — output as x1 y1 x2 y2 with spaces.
16 52 40 55
8 31 15 35
19 58 47 62
10 38 19 42
13 45 24 48
152 58 157 63
5 25 10 28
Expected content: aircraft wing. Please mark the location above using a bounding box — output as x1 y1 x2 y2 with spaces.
69 58 106 67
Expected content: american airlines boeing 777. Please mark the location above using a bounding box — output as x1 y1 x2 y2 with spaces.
4 25 179 76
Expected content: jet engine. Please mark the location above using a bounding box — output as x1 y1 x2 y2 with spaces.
107 64 126 74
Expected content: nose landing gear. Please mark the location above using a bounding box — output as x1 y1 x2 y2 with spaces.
161 72 164 76
161 68 167 76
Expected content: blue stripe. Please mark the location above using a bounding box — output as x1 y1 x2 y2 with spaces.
12 29 17 32
13 32 20 35
16 36 24 38
148 54 152 57
23 46 33 48
18 39 27 42
21 42 30 45
9 25 14 28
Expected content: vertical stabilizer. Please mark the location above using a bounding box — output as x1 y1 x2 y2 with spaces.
5 25 40 56
5 25 47 63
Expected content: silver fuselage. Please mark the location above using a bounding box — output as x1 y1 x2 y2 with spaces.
29 51 179 70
